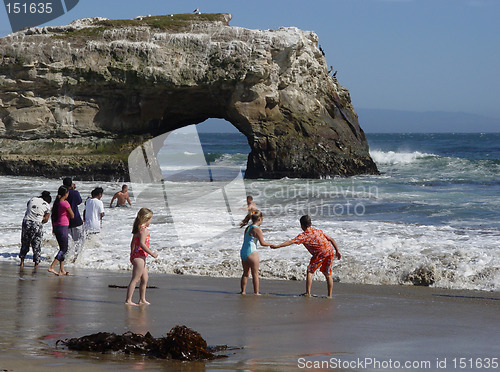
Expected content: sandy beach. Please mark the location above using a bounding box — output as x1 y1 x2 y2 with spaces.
0 262 498 371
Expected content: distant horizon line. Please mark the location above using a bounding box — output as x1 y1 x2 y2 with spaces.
356 107 500 120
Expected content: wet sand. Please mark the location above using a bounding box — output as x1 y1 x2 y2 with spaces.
0 262 498 371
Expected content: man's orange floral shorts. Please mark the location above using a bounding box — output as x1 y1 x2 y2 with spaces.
307 253 334 276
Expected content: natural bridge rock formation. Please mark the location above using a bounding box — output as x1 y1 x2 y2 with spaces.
0 13 378 180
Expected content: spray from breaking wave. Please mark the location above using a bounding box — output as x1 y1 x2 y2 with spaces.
370 150 437 165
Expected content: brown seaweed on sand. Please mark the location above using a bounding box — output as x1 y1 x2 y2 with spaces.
56 325 227 361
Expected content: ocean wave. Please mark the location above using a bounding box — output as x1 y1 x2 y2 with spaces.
206 152 247 166
370 150 437 165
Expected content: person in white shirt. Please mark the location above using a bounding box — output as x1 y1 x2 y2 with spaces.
19 191 52 269
84 187 105 234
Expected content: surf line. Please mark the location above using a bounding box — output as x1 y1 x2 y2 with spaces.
432 294 499 301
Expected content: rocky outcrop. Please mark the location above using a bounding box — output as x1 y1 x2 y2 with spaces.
0 13 378 180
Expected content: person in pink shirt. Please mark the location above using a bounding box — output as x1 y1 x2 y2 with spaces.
271 215 341 297
48 186 74 276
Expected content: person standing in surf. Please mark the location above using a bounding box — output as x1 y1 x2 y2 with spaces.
271 215 341 298
62 178 84 259
48 186 74 276
19 191 52 270
83 187 105 235
125 208 158 306
240 210 273 295
239 195 259 227
110 184 132 208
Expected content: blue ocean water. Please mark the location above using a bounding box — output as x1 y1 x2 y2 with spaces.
366 133 500 229
0 132 498 291
197 132 500 229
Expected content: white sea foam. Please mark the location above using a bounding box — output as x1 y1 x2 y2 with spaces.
370 150 437 165
1 176 498 292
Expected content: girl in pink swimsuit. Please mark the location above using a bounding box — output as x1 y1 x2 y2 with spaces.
125 208 158 306
130 226 150 262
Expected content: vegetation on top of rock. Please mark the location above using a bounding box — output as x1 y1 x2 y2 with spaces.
51 13 230 40
51 26 107 40
98 13 229 30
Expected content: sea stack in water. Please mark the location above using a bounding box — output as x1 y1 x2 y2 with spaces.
0 13 378 180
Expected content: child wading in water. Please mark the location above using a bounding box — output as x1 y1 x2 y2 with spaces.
271 215 341 298
125 208 158 306
240 210 273 295
239 195 258 227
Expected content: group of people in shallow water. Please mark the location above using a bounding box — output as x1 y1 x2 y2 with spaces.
19 183 342 306
19 179 132 275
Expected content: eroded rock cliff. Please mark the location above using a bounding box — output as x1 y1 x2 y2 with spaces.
0 13 378 180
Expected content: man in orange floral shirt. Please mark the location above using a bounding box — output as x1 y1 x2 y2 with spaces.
271 215 341 297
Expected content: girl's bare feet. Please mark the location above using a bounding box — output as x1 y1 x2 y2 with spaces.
48 268 59 276
125 301 139 306
138 300 151 305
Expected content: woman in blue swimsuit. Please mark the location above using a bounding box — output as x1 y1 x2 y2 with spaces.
240 210 273 295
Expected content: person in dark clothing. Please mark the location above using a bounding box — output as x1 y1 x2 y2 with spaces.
62 177 84 258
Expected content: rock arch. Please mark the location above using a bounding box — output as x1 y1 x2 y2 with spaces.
0 13 378 180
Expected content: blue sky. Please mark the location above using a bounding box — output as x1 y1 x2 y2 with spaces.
1 0 499 132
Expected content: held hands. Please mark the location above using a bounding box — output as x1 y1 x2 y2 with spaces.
270 244 279 249
151 252 159 259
